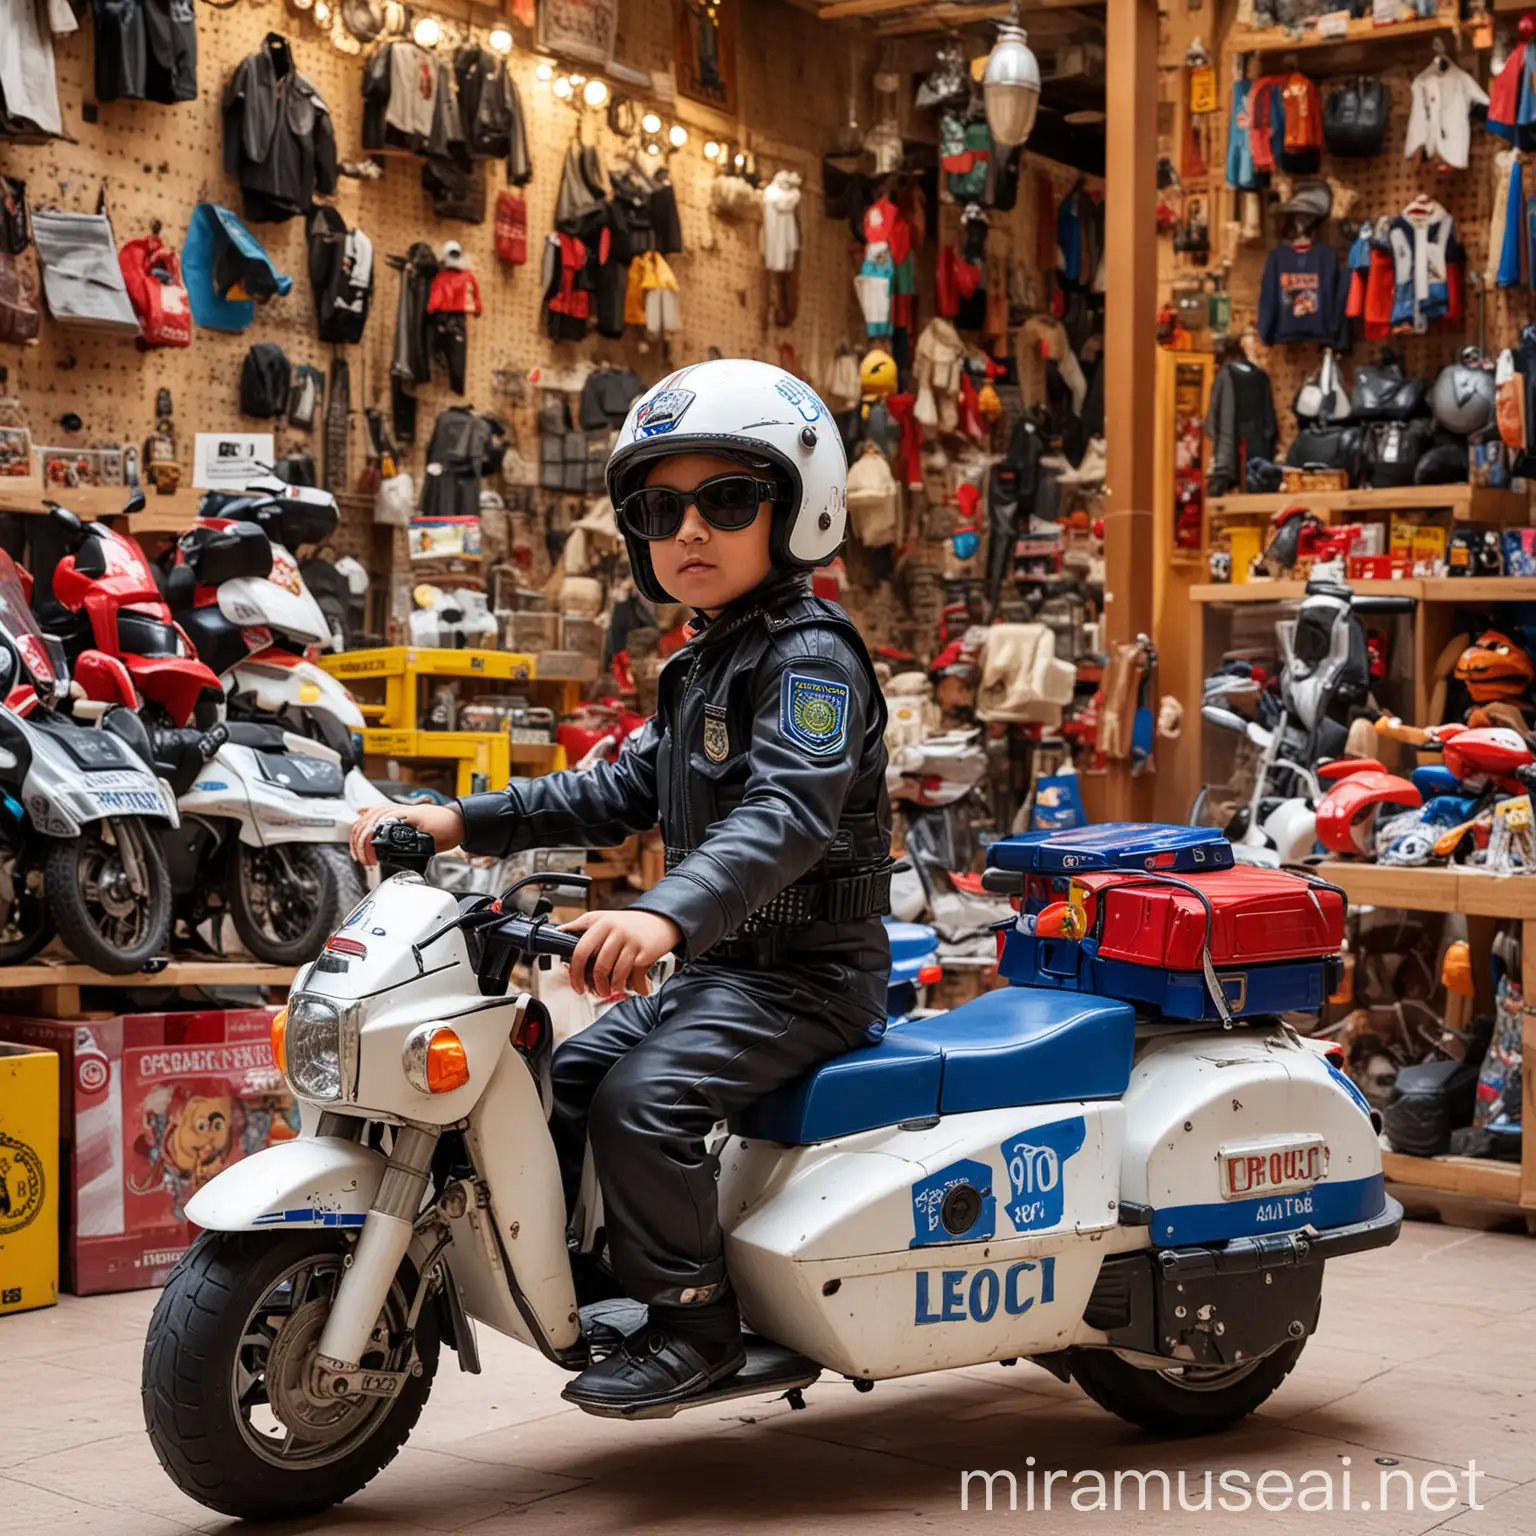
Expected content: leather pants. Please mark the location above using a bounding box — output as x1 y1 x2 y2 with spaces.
549 961 878 1308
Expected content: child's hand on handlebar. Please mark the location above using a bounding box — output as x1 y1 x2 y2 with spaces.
350 803 466 866
561 910 680 998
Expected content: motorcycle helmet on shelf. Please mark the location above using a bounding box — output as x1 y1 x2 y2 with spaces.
1430 348 1497 436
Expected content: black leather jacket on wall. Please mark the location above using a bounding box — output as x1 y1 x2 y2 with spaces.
458 577 892 987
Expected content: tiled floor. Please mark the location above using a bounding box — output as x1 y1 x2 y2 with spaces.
0 1220 1531 1535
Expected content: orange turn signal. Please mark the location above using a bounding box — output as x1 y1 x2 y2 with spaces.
426 1029 470 1094
271 1006 288 1075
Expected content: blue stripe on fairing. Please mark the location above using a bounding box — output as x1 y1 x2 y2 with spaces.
1153 1173 1386 1247
251 1208 367 1228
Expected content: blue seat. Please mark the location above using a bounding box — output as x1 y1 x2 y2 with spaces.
734 988 1135 1145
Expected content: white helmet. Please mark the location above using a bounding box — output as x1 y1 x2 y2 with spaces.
605 358 848 603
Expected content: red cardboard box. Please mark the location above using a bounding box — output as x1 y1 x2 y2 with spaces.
0 1010 294 1294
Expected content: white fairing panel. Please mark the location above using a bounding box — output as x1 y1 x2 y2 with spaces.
184 1136 385 1231
180 743 356 847
1120 1024 1386 1247
231 657 367 732
720 1102 1126 1380
218 560 331 646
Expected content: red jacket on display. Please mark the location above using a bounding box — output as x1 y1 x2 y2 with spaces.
427 268 483 316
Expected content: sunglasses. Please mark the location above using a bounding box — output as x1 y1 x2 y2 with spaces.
618 474 779 541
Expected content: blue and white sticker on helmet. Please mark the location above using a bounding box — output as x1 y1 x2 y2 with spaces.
773 376 825 423
634 386 697 438
780 672 850 756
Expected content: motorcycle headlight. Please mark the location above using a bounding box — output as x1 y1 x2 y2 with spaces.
283 994 353 1102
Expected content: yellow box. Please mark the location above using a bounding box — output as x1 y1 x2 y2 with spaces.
0 1043 59 1316
1227 525 1264 583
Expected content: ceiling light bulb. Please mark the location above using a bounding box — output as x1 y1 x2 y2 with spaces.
412 15 441 48
313 0 330 21
646 141 661 156
642 111 662 134
668 124 688 148
704 140 721 160
570 73 586 85
488 27 512 55
293 0 312 10
583 78 609 108
982 20 1041 149
733 152 745 169
552 75 573 99
535 60 554 81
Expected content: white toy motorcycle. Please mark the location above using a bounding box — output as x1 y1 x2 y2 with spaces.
143 821 1399 1522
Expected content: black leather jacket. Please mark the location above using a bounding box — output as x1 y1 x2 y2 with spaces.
458 578 892 986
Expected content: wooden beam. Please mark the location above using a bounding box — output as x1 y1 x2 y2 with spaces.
874 4 1013 34
1102 0 1158 821
820 0 1096 14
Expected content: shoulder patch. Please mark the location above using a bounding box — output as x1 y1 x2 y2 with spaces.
780 672 851 756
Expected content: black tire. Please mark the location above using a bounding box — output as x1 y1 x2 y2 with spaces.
44 819 171 973
1070 1339 1305 1437
229 842 355 965
0 841 53 965
142 1229 438 1522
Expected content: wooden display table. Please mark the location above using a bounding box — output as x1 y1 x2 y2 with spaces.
1316 861 1536 1230
0 957 296 1019
0 483 194 536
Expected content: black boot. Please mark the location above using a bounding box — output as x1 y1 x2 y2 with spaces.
562 1294 746 1411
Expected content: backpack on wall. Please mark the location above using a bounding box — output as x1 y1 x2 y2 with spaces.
118 234 193 347
240 342 291 419
494 190 527 265
0 177 43 346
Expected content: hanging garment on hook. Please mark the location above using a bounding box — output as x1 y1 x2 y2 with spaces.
1404 54 1488 169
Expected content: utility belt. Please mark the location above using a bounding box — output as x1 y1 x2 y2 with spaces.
664 845 894 953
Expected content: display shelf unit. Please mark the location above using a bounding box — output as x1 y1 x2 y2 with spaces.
0 484 194 535
1314 861 1535 1225
1190 577 1536 604
1206 485 1530 523
1226 13 1478 59
0 957 296 1020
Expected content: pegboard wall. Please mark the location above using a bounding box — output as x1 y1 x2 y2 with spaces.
0 1 883 549
1165 18 1525 456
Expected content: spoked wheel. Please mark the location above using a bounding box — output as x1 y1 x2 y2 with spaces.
229 842 356 965
45 819 171 973
1070 1340 1305 1436
143 1230 438 1521
0 840 53 964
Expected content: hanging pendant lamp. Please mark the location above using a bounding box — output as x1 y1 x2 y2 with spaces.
983 3 1042 149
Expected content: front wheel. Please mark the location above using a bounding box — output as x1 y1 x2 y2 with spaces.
229 842 360 965
142 1229 438 1522
44 819 171 973
1070 1339 1305 1436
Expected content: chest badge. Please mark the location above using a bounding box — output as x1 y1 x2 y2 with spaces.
702 703 730 763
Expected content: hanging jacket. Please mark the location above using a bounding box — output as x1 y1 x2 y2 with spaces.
362 40 438 152
1226 78 1259 190
1489 42 1527 144
390 240 437 383
92 0 198 105
222 33 337 223
421 406 498 520
541 231 590 342
1404 57 1488 170
427 266 482 316
762 171 802 273
1387 201 1456 330
1278 72 1322 172
1204 361 1278 497
307 203 373 344
1257 240 1348 346
454 45 532 185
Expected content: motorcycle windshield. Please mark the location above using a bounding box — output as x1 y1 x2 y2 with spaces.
0 549 67 695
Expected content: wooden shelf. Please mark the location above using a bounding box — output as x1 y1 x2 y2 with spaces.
1193 577 1536 604
1383 1152 1522 1203
0 958 296 990
1208 485 1529 522
1314 861 1536 918
0 484 196 535
1227 12 1478 59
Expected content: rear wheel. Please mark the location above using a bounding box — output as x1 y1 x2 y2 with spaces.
45 819 171 973
1070 1340 1305 1436
0 840 53 964
142 1229 438 1522
229 842 358 965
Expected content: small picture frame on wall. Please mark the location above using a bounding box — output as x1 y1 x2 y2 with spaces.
0 425 36 483
39 447 101 491
537 0 618 65
95 444 123 486
675 0 738 114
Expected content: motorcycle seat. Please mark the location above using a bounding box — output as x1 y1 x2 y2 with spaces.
733 988 1135 1145
223 721 290 751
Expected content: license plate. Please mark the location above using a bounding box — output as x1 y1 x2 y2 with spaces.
1219 1135 1329 1201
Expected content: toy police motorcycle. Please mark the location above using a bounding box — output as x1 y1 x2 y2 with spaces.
143 821 1399 1523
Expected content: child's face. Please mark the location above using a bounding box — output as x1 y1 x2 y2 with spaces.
641 453 775 613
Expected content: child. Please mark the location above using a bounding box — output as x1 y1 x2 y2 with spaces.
352 359 892 1411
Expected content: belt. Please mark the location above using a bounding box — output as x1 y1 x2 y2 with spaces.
664 846 894 933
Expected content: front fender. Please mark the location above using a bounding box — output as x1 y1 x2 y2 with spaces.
184 1135 384 1231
